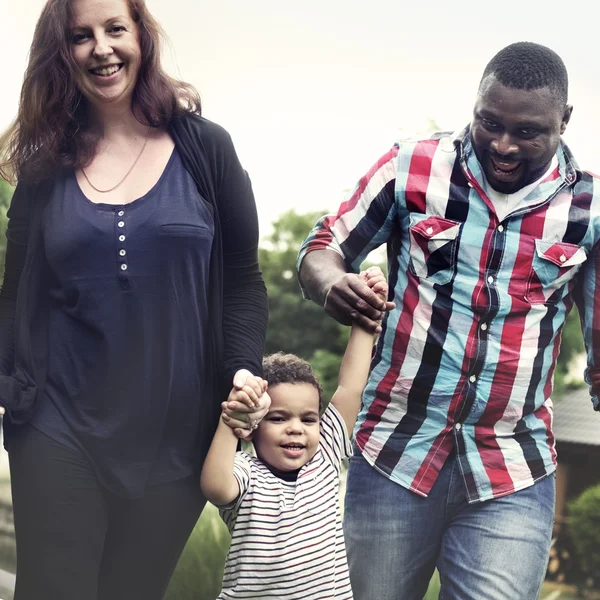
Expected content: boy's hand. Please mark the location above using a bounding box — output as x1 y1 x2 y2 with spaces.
360 266 394 331
222 390 271 439
221 370 271 440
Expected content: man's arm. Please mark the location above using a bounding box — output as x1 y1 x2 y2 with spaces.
330 268 391 433
300 251 391 332
297 147 399 332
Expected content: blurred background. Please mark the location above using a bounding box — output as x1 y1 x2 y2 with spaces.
1 0 600 598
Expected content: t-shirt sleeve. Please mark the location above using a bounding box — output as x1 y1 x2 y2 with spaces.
318 404 353 471
217 452 252 529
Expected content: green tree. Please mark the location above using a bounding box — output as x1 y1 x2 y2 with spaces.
568 484 600 587
259 210 350 399
0 179 13 277
554 307 585 396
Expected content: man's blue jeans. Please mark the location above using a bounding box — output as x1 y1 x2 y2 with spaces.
343 451 555 600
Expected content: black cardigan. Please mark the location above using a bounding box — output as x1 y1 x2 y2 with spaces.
0 114 268 459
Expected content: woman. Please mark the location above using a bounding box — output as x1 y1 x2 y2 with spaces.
0 0 269 598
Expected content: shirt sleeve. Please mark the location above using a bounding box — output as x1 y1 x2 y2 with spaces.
318 403 353 472
576 240 600 410
296 146 399 298
216 130 268 383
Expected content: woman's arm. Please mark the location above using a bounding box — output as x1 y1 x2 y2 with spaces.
0 182 32 376
216 133 268 384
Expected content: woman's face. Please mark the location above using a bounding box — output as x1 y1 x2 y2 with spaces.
70 0 142 111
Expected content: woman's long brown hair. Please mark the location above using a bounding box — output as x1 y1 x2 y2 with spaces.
0 0 201 184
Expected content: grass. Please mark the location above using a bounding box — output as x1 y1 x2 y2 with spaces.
165 503 230 600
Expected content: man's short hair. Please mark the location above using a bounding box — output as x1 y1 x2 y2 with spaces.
480 42 568 107
262 353 324 412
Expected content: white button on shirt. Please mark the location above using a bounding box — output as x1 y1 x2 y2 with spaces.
455 423 462 431
469 375 477 383
487 276 494 284
120 264 128 271
118 210 125 217
118 221 125 228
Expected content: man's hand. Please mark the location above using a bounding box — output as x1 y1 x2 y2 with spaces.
325 272 395 333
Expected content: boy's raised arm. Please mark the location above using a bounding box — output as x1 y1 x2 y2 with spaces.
330 267 391 435
200 415 241 506
201 379 268 506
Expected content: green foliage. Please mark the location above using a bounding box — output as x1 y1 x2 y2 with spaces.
260 210 350 397
0 179 13 277
311 347 346 405
165 503 230 600
554 307 586 396
568 484 600 581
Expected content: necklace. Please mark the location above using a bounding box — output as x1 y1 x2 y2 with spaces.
81 128 151 194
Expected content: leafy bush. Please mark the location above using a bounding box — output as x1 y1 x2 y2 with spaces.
569 484 600 585
165 503 230 600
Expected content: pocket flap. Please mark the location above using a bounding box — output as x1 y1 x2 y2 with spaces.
534 240 587 267
410 215 461 241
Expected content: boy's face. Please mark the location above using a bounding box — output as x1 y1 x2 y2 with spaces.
253 383 320 472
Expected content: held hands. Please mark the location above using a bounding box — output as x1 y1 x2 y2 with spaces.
221 369 271 440
325 266 395 332
361 266 390 304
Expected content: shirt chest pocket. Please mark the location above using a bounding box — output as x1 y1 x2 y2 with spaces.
408 215 462 285
526 240 587 305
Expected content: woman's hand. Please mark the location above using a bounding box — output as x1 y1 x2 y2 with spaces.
221 370 271 440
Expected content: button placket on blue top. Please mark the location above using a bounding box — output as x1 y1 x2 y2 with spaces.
115 208 129 286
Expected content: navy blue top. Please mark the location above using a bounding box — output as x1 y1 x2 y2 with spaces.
31 149 214 497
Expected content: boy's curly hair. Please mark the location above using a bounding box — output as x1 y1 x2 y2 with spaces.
262 353 324 412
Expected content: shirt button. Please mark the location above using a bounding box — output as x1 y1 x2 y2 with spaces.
426 226 434 235
119 235 126 242
118 210 125 217
487 276 494 284
469 374 477 383
497 225 504 232
467 182 473 188
480 323 488 331
120 264 128 271
119 249 126 256
118 221 125 228
560 254 566 263
455 423 462 431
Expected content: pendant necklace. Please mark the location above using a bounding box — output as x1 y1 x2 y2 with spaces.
81 127 151 194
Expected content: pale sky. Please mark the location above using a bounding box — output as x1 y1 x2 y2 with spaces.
2 0 600 236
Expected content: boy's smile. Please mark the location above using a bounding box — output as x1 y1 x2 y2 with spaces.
253 383 321 472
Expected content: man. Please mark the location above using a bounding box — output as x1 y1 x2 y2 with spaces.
298 42 600 600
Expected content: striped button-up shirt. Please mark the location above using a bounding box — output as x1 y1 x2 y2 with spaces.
298 127 600 503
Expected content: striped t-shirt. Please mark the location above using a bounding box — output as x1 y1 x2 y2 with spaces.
217 404 353 599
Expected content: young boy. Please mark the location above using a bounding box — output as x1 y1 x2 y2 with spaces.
200 267 390 600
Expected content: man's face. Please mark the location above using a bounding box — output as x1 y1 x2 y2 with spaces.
471 75 572 194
